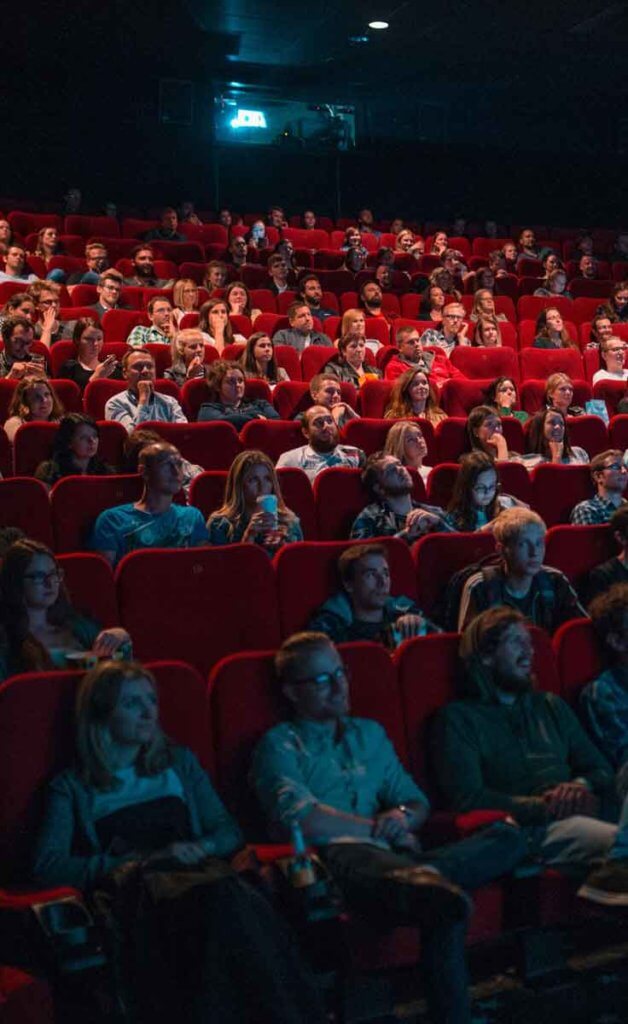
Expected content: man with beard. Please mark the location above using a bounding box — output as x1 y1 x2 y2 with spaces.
433 606 617 868
298 274 337 322
350 453 449 541
275 405 364 482
457 508 585 632
358 282 398 323
123 245 174 288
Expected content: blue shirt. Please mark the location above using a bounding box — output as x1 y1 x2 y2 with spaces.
251 716 426 844
90 502 209 565
580 667 628 770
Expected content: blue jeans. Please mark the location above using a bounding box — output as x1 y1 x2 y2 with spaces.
322 821 526 1024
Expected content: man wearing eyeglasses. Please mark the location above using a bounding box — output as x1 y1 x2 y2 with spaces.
419 302 470 357
570 450 628 526
593 336 628 384
252 631 526 1024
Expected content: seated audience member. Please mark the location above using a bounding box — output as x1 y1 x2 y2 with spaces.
33 661 326 1024
105 349 187 432
198 297 242 352
164 328 206 387
0 218 14 256
308 373 359 428
466 406 511 461
323 334 381 387
570 450 628 525
273 238 299 272
427 266 461 300
144 206 187 242
267 204 287 230
0 316 47 380
341 226 367 256
517 408 589 471
90 441 208 566
238 331 289 385
224 280 262 323
123 244 173 288
358 282 396 323
35 413 112 487
484 376 529 423
309 543 437 645
266 253 294 295
4 378 63 443
207 450 303 552
599 281 628 324
251 631 526 1024
351 453 449 541
614 234 628 261
584 507 628 603
197 360 278 428
298 274 336 322
340 308 383 354
418 284 446 323
245 219 270 251
121 427 202 501
171 278 201 326
225 235 248 270
430 229 449 255
67 242 109 286
533 307 578 350
203 259 228 293
433 608 616 869
457 508 584 632
301 209 317 229
275 405 364 482
179 199 202 225
384 325 465 389
574 254 599 281
544 372 585 417
486 250 509 278
440 249 469 290
0 243 37 284
593 336 628 384
420 302 469 356
395 229 423 258
30 281 77 345
127 296 175 348
357 208 379 237
501 241 518 273
474 316 503 347
89 269 128 320
517 228 541 261
0 540 130 680
273 302 332 354
471 291 508 324
445 452 523 533
0 291 37 330
383 420 431 482
589 313 614 350
59 317 122 390
218 207 233 229
32 226 65 280
384 367 447 425
534 269 572 300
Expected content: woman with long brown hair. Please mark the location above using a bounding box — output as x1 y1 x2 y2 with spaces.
384 367 447 425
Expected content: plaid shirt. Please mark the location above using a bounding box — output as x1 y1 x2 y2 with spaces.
580 667 628 770
126 325 170 348
570 494 627 526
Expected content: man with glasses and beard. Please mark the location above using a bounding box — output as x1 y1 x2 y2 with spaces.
251 631 527 1024
350 452 449 541
275 406 364 482
433 607 617 869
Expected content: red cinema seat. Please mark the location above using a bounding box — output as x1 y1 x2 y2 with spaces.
272 380 357 420
64 214 119 238
0 429 12 477
552 618 602 706
426 459 531 510
50 474 143 552
300 346 337 381
83 378 180 420
57 552 118 625
564 415 608 457
139 420 242 470
440 379 499 417
569 279 613 300
358 379 393 418
449 347 519 381
116 546 280 676
520 380 592 415
517 296 574 322
179 377 269 421
121 217 158 238
412 532 496 618
545 524 617 591
572 298 607 325
594 382 628 419
342 417 436 462
519 348 584 381
530 464 594 526
0 478 53 546
239 419 305 461
274 538 416 637
143 343 175 378
434 415 524 462
12 419 125 477
248 289 277 314
8 210 62 236
609 414 628 449
102 310 148 343
314 466 427 541
68 284 98 307
0 966 53 1023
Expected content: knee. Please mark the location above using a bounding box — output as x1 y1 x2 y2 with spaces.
557 815 616 857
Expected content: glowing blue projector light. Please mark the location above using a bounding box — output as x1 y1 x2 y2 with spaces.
230 109 267 129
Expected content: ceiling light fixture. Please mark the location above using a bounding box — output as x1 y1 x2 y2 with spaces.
368 20 389 29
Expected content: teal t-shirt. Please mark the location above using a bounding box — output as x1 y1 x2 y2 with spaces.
90 503 209 566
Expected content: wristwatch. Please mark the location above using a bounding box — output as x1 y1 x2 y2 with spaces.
397 804 412 819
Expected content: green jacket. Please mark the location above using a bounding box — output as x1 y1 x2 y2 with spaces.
431 654 614 824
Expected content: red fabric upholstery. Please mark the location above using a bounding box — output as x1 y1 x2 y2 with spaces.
0 965 53 1022
300 346 338 381
530 464 594 526
0 479 53 546
609 414 628 449
101 309 147 343
594 382 628 418
116 546 280 676
564 415 609 457
0 429 11 478
425 459 531 510
412 532 496 617
314 466 426 541
520 379 592 414
519 347 584 380
433 416 524 461
342 416 436 462
274 538 417 637
275 468 318 539
545 524 617 589
64 214 119 238
12 419 126 476
239 420 305 461
50 474 143 552
449 347 519 381
140 420 242 469
358 379 393 418
440 379 499 417
272 380 357 420
552 618 602 705
517 296 574 321
57 552 118 626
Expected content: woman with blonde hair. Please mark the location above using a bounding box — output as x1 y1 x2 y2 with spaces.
172 278 201 326
383 420 431 481
474 316 503 347
4 377 64 442
470 289 508 322
340 307 382 354
544 372 585 416
207 449 302 552
384 367 447 425
165 328 207 387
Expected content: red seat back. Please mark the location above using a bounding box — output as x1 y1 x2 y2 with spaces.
552 618 602 705
313 466 426 541
449 347 519 381
609 414 628 450
544 524 618 589
565 415 608 457
520 380 591 414
0 478 53 546
594 382 628 418
50 474 143 552
57 552 118 626
140 420 242 469
342 417 436 462
412 532 497 617
530 464 594 526
116 546 280 676
272 380 357 420
358 379 393 418
519 348 584 381
101 309 148 343
239 419 305 461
